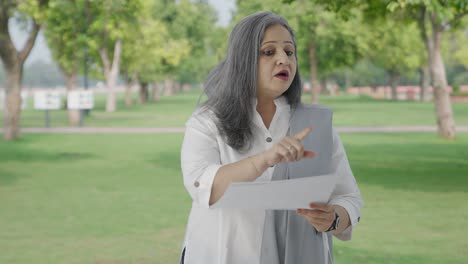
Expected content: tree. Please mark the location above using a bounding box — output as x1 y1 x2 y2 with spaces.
120 0 190 104
85 0 141 112
387 0 467 138
0 0 49 140
294 3 368 102
149 0 212 96
170 0 220 87
44 0 87 125
309 0 467 139
366 19 422 100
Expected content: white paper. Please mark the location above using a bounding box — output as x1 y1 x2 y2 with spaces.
211 174 336 210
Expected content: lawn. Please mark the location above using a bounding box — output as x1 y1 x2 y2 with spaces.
5 90 468 128
1 133 467 263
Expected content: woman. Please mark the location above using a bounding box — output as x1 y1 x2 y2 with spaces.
180 11 363 264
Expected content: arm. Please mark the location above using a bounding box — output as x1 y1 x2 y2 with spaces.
210 127 315 205
181 113 314 207
209 153 269 205
328 129 363 240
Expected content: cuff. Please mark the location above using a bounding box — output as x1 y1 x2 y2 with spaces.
330 199 361 241
191 164 222 208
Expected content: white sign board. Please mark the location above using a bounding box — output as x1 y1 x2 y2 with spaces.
1 90 29 110
67 90 94 110
34 90 62 110
21 91 28 109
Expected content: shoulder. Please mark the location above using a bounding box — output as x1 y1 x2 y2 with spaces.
186 106 219 134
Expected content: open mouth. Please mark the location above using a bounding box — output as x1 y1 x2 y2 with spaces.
275 70 289 81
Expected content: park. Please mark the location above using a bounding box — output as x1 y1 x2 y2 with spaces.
1 0 468 263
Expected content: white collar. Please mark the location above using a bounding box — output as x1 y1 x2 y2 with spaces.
253 96 289 108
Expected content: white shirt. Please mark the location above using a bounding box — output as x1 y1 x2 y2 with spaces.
180 97 363 264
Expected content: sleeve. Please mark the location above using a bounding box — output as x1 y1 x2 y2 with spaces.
181 112 222 208
328 128 364 241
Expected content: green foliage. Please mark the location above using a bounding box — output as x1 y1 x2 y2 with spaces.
120 0 189 83
159 0 221 83
82 0 142 77
17 0 50 23
387 0 468 25
300 6 368 77
366 19 423 77
235 0 368 80
347 59 388 87
450 23 468 68
44 0 87 75
119 0 224 84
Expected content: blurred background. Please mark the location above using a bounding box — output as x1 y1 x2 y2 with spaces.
1 0 467 263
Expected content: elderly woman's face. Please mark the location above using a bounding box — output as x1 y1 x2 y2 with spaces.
256 24 297 100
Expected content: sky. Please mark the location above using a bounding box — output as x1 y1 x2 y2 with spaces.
9 0 235 66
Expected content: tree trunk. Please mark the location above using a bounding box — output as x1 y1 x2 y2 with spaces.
152 82 161 102
125 73 137 108
124 86 133 107
419 64 431 101
164 78 175 96
309 41 320 104
430 27 456 139
320 79 326 95
125 85 133 107
64 72 80 126
99 39 122 113
3 66 22 140
139 82 149 104
389 71 400 101
175 82 182 94
417 8 455 138
344 69 351 91
0 15 41 140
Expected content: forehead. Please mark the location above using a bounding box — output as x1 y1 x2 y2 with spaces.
261 24 293 44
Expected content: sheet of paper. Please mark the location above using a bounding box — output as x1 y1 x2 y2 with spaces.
210 174 336 210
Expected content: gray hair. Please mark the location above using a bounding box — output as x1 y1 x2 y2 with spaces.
202 11 302 151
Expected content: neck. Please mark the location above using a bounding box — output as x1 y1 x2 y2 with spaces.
256 97 276 129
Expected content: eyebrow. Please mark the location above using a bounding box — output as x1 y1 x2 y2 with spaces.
261 40 294 45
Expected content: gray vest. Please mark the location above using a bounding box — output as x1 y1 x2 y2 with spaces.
260 104 334 264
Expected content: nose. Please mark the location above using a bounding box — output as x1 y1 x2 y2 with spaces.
276 51 290 66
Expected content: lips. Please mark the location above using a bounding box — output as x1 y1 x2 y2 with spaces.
274 70 289 81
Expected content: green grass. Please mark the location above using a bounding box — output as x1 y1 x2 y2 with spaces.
1 133 467 263
5 91 468 128
318 95 468 127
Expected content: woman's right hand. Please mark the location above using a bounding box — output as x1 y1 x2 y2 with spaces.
262 127 315 167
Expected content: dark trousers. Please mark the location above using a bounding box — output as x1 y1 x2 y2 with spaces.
179 247 186 264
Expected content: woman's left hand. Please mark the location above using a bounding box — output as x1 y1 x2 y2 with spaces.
296 203 336 232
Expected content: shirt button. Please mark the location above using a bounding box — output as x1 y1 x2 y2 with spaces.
266 137 272 143
194 181 200 188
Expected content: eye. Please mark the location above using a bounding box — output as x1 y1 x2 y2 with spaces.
262 50 274 56
286 50 294 56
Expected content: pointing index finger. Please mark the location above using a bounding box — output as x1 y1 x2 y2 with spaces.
294 127 312 141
